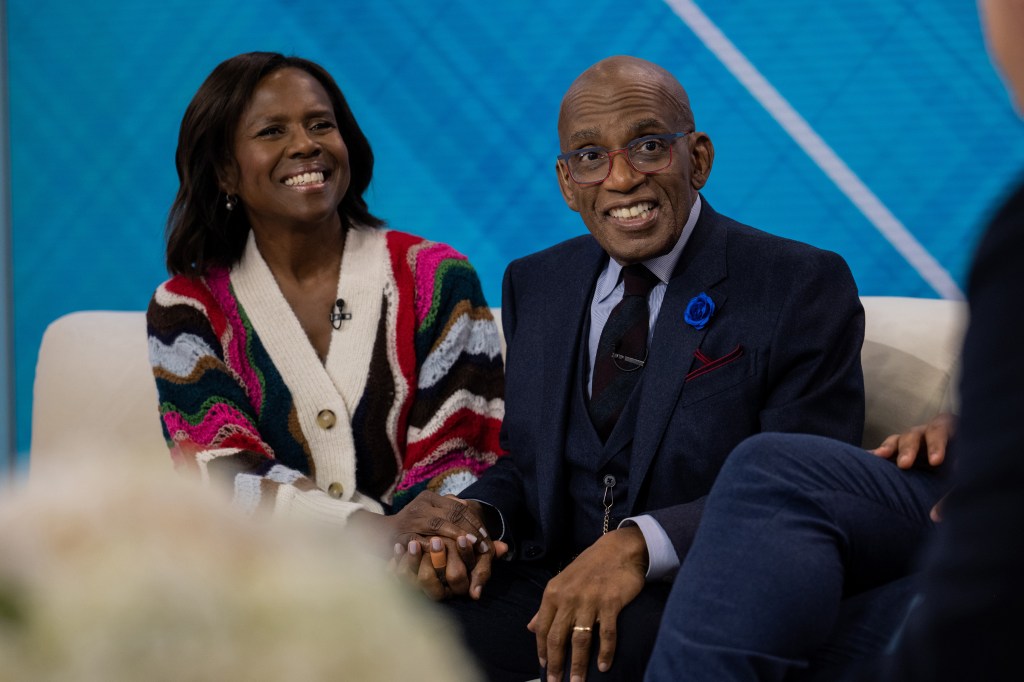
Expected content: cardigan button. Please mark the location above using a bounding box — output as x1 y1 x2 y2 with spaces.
316 409 337 429
327 482 344 498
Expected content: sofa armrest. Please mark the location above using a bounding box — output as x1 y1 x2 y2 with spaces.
30 311 169 477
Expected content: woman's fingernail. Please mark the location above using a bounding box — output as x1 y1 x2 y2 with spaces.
431 537 443 552
478 526 489 538
466 533 478 544
408 541 420 555
599 661 610 672
479 541 489 553
458 536 468 549
472 585 482 599
394 543 403 555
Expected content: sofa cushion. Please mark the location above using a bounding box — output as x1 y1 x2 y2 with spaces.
28 298 967 471
859 296 966 448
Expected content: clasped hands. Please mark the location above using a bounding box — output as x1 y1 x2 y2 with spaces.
382 492 649 680
381 492 506 600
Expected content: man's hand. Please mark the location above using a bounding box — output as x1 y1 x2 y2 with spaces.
870 412 957 470
355 491 487 554
527 526 648 681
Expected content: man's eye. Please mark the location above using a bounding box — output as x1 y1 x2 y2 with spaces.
636 139 666 153
577 149 605 163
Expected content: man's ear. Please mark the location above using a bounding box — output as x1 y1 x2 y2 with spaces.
555 159 580 212
689 133 714 191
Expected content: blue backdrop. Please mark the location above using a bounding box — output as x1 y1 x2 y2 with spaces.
7 0 1024 460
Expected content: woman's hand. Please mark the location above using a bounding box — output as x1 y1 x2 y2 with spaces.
389 534 508 601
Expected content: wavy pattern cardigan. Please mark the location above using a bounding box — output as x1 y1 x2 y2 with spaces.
147 227 505 524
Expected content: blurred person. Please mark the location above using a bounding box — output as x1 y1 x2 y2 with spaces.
874 0 1024 677
643 1 1024 679
0 460 481 682
146 52 503 559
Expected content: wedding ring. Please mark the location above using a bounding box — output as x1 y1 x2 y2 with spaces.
573 625 593 633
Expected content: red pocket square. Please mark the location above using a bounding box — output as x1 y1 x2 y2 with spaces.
685 344 745 382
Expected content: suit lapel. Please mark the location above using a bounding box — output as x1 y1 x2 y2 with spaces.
535 239 606 534
628 203 729 512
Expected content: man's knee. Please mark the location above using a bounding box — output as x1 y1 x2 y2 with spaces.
718 432 855 498
721 432 809 479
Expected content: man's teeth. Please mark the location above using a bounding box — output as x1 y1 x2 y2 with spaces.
284 171 325 187
609 202 654 219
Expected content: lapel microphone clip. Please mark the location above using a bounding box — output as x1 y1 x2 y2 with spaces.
329 298 352 330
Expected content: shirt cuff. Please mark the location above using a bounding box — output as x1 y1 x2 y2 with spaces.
620 514 680 581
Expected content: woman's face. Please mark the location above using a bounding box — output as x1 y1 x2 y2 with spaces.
225 67 351 234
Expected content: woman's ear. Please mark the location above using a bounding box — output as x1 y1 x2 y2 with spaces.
217 159 240 196
689 132 714 191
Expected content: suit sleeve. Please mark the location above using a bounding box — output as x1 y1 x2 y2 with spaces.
650 247 865 563
758 248 865 444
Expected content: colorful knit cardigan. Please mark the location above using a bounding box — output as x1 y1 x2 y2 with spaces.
147 227 505 524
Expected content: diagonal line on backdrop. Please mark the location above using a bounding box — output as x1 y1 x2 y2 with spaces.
663 0 965 300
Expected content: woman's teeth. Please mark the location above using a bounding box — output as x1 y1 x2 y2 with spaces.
284 171 325 187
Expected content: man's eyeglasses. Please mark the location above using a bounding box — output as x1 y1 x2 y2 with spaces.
557 132 689 186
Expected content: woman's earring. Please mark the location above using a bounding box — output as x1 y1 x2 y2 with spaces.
225 194 238 211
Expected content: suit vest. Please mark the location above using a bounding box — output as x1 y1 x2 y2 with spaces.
564 327 645 557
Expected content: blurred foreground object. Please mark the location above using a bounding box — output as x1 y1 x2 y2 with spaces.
0 462 480 682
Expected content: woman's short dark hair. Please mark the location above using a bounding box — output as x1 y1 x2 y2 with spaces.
165 52 384 276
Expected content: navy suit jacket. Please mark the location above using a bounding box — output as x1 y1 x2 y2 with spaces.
463 199 865 565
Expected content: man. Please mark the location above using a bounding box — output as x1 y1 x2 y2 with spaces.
396 55 864 681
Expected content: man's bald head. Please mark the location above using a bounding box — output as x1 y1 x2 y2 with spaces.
557 56 694 143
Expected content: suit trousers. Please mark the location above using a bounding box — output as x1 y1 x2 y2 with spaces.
443 559 671 681
644 432 948 682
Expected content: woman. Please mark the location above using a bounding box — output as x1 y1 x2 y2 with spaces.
147 52 504 548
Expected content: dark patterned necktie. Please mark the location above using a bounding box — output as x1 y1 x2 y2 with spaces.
589 264 659 440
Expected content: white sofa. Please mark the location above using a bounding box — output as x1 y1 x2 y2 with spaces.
29 298 966 474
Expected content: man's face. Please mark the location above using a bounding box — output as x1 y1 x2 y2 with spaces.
556 66 713 265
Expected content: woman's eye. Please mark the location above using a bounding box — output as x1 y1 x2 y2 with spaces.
311 121 336 132
256 126 283 137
